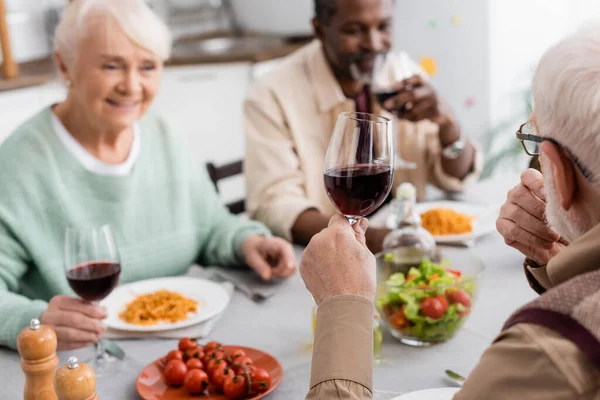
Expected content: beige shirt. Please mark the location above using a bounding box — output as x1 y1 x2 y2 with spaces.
305 226 600 399
244 40 482 240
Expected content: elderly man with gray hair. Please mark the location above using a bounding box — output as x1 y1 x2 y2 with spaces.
301 22 600 399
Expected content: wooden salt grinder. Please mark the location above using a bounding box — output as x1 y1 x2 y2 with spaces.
17 318 59 400
54 357 98 400
0 0 19 79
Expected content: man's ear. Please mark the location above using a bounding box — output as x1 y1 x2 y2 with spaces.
312 17 324 41
540 141 576 210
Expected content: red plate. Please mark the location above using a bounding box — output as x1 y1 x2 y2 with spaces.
136 345 283 400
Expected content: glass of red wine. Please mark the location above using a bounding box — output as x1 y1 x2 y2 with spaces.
65 224 121 375
323 112 394 225
370 52 418 171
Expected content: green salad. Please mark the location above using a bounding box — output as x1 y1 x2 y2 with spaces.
377 257 475 342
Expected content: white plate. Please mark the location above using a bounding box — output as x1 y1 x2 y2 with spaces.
381 201 499 244
101 277 230 332
391 388 460 400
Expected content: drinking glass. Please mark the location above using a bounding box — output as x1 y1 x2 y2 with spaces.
64 224 121 376
323 112 394 224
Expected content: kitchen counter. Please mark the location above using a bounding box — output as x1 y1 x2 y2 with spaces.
0 33 312 92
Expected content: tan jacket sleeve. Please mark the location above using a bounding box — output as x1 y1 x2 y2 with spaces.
244 83 322 240
305 295 374 400
454 324 600 400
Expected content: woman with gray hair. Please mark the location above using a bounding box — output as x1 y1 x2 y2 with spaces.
0 0 296 352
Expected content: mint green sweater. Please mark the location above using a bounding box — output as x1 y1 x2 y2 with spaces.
0 108 269 349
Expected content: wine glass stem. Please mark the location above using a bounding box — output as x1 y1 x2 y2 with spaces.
346 216 359 225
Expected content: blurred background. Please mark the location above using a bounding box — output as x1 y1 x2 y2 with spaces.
1 0 600 202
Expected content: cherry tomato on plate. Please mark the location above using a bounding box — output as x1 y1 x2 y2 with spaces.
163 359 188 387
186 358 204 370
231 356 253 374
165 350 183 363
228 348 246 360
183 369 209 395
212 366 235 391
207 358 229 378
178 337 197 352
183 347 203 362
223 374 248 399
204 341 221 352
249 367 271 394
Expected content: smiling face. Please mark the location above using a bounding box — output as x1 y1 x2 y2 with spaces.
63 12 163 133
314 0 394 81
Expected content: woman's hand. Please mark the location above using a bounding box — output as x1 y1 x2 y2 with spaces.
40 295 107 350
242 236 297 280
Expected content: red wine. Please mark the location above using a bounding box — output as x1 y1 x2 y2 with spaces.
374 89 400 105
324 164 393 218
67 262 121 301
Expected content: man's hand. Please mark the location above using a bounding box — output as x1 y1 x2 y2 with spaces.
242 236 297 280
300 215 376 305
383 75 447 124
496 169 565 265
40 295 107 351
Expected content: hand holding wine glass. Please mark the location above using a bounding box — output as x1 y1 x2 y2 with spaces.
323 112 394 225
40 295 108 351
63 224 121 375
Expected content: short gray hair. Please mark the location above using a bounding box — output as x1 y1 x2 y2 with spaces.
54 0 172 64
533 20 600 184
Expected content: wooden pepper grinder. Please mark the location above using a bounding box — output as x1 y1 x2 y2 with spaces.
54 357 98 400
17 318 59 400
0 0 19 80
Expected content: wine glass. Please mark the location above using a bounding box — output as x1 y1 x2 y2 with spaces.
323 112 394 225
64 224 121 376
370 52 418 171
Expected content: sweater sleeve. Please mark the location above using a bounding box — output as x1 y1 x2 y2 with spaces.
195 164 271 266
0 217 48 349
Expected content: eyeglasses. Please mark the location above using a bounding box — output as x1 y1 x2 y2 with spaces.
516 122 594 181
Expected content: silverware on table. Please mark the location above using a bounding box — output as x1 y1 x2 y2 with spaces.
101 339 125 360
445 369 466 386
209 271 268 303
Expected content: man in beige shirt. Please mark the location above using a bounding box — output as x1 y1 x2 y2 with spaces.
244 0 482 253
300 23 600 400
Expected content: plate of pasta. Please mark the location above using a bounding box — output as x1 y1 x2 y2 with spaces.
101 277 230 332
381 201 499 244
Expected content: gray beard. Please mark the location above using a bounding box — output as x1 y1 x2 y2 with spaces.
544 172 589 243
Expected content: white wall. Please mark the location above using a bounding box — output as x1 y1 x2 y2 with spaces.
393 0 491 143
488 0 571 129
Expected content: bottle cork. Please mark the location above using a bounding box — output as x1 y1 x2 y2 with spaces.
17 318 59 400
55 357 98 400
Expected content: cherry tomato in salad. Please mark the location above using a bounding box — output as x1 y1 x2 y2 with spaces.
435 295 449 310
185 358 204 370
165 350 183 363
223 374 248 399
183 369 209 395
178 337 197 352
164 359 188 387
447 289 471 308
445 268 462 278
420 297 447 319
388 306 409 329
249 367 271 394
212 366 235 391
